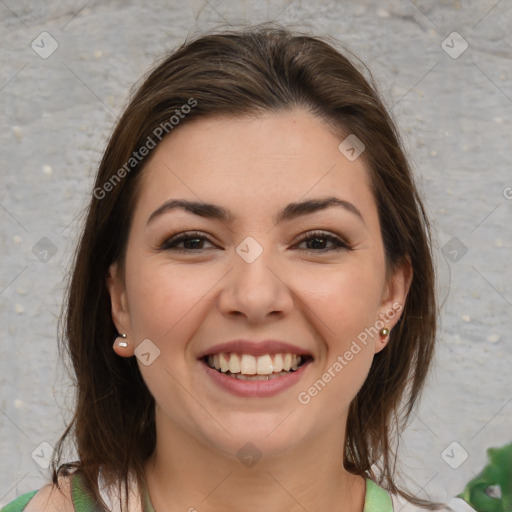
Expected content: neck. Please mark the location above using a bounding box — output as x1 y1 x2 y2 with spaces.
143 411 366 512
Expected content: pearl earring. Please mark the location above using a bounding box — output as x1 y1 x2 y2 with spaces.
115 333 128 348
379 328 390 341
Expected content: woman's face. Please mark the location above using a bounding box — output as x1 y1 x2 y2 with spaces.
107 109 410 459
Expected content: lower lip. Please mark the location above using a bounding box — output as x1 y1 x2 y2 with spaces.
201 359 311 398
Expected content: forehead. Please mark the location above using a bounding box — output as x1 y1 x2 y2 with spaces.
134 109 376 224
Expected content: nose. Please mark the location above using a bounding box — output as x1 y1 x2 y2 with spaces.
217 240 294 324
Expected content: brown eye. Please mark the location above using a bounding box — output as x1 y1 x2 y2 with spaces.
160 231 216 251
294 231 351 253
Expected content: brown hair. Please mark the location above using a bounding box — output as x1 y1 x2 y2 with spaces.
52 23 441 511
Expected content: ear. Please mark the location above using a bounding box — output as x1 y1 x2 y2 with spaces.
375 256 413 353
106 262 133 356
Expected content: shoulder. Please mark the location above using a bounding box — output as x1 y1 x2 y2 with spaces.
1 475 75 512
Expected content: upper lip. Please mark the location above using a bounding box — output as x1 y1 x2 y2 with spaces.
197 339 313 359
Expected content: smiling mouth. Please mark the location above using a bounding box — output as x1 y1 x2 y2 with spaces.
202 352 312 381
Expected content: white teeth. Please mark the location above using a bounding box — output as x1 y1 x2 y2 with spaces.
256 354 273 375
234 371 292 381
229 353 241 373
206 353 304 375
241 354 257 374
219 353 229 372
273 353 283 372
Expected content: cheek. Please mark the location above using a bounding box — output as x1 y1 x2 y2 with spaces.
297 260 384 342
294 259 383 407
125 257 214 344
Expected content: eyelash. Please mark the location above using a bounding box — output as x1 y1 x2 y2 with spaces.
159 230 351 254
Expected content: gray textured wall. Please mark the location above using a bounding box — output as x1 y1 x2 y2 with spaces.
1 0 511 507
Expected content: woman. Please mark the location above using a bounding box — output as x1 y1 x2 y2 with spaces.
2 24 450 512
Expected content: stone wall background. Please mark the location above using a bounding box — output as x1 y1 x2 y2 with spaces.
1 0 511 506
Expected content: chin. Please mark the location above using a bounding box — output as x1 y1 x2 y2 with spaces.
202 417 311 462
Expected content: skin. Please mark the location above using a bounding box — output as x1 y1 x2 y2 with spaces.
106 109 412 512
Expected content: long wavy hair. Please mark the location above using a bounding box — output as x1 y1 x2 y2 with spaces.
51 23 441 511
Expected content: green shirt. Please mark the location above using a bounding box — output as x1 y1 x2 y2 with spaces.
1 472 393 512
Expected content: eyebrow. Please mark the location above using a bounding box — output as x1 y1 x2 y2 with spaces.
146 196 364 226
